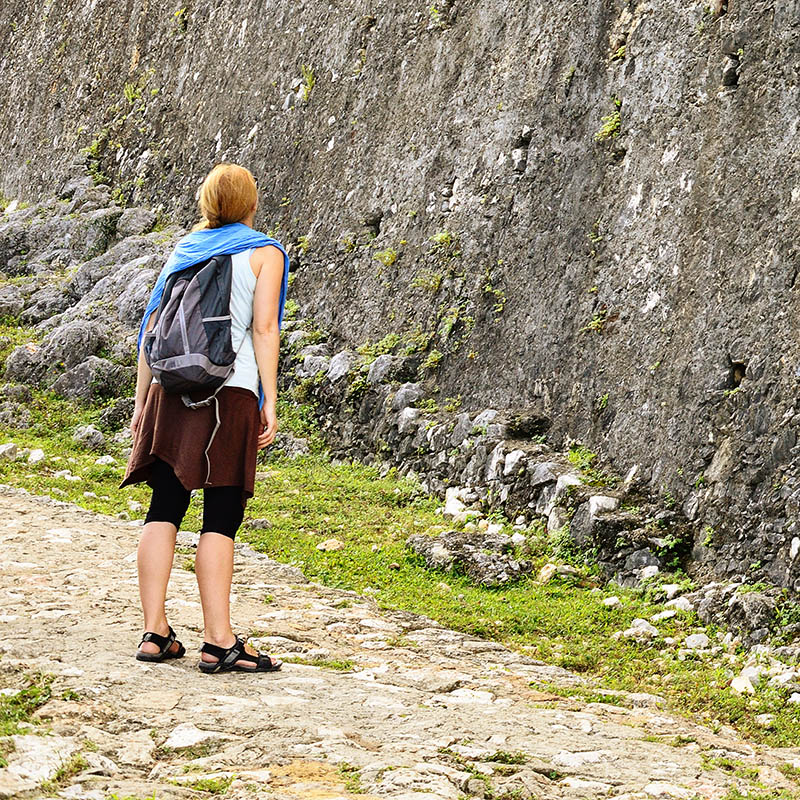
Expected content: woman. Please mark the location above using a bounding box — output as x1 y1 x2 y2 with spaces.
122 163 289 673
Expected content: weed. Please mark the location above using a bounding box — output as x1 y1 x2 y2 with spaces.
297 235 311 255
300 64 315 102
0 673 54 737
338 762 363 793
40 753 88 792
610 45 626 61
281 656 355 671
580 308 608 334
184 775 234 794
482 269 507 315
411 270 443 292
373 248 398 267
596 393 609 411
420 349 443 372
594 97 622 142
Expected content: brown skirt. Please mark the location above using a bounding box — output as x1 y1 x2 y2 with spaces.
121 383 261 506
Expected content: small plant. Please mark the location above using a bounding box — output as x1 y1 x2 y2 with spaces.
429 229 456 252
418 398 439 413
428 5 448 29
420 349 443 372
482 273 507 315
185 775 234 794
580 308 608 334
411 270 442 292
596 393 609 411
563 65 576 91
373 248 397 267
173 5 188 33
610 44 626 61
297 235 311 255
594 97 622 141
299 64 315 102
338 762 363 793
442 395 462 413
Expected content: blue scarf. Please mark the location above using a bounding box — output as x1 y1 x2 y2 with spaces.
138 222 290 409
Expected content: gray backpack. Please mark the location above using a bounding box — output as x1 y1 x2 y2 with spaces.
143 254 244 481
143 254 237 397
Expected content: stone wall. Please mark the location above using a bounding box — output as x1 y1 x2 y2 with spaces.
1 0 800 585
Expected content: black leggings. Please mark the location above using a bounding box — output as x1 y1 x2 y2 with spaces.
144 458 244 540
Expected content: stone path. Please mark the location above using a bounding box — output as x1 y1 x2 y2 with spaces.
1 487 799 800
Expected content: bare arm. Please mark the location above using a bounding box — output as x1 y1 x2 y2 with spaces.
251 245 285 446
130 311 156 438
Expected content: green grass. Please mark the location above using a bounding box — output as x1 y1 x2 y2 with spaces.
183 775 234 794
281 656 355 671
0 673 54 738
337 762 363 794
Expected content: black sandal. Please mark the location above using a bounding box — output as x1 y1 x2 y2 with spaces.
198 636 282 674
135 626 186 662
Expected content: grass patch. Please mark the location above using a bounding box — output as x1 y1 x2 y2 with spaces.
530 682 628 707
281 656 355 671
39 753 88 793
183 775 234 794
0 673 54 737
337 762 363 793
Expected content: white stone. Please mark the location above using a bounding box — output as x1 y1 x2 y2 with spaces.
755 713 775 728
662 583 682 600
624 464 639 484
588 495 619 517
640 565 661 580
684 633 710 649
538 563 557 583
95 455 115 465
503 449 525 476
164 722 226 749
0 443 18 460
554 472 583 502
623 619 659 639
397 406 420 434
650 609 675 622
27 448 45 464
510 532 526 546
485 443 505 481
486 522 504 536
788 692 800 704
643 782 694 799
553 750 612 768
603 596 622 608
665 596 694 612
443 495 466 518
316 538 344 551
769 670 798 687
791 537 800 561
0 735 79 796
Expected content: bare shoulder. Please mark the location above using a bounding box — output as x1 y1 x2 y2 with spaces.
249 244 284 278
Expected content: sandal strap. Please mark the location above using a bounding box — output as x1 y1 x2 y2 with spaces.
139 627 176 653
200 636 258 667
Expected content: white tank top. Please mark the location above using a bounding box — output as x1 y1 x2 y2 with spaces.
225 249 259 397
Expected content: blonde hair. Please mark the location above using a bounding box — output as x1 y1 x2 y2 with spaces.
192 163 258 231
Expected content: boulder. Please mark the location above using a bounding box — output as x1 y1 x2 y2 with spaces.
406 529 532 587
73 424 105 450
50 356 131 401
116 207 156 238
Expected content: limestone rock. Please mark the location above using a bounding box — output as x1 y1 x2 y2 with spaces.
317 538 344 551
